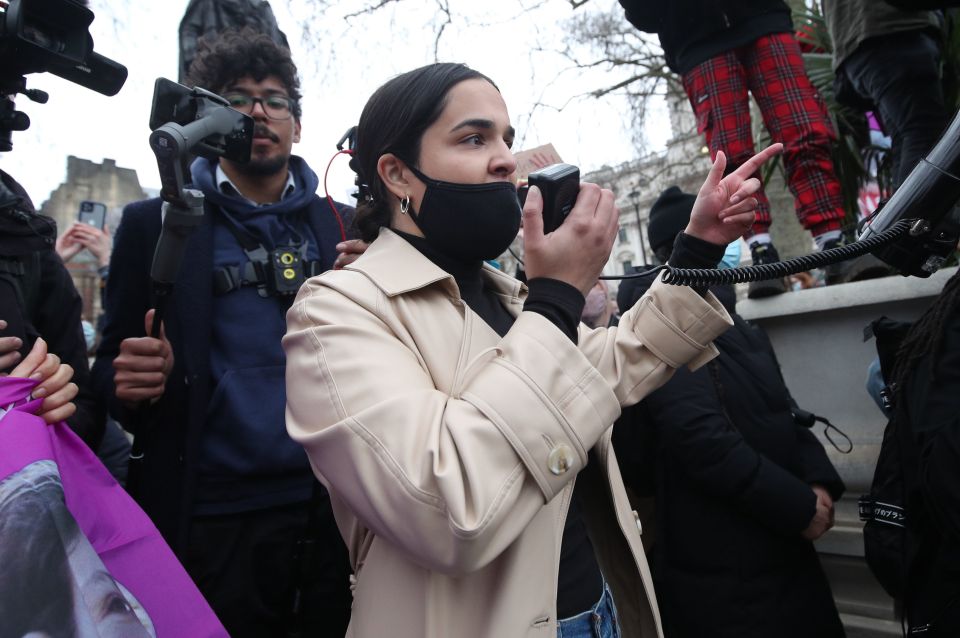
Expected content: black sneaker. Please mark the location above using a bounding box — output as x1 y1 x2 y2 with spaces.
820 237 893 285
748 241 788 298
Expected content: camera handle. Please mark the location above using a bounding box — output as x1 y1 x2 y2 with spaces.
147 193 204 340
128 107 245 471
145 106 244 335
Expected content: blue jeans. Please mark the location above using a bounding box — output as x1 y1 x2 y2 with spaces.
556 584 620 638
840 30 949 187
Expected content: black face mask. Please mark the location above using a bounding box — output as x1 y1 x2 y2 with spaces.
403 164 521 262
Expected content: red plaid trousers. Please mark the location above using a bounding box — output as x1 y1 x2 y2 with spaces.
682 32 845 237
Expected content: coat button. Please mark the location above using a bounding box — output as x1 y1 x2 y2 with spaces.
547 443 575 475
632 509 642 534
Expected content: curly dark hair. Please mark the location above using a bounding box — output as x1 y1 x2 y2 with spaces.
186 27 302 119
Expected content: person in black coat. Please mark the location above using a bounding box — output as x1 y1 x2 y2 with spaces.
0 169 105 447
873 269 960 635
614 187 846 638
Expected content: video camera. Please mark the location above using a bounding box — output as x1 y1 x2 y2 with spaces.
148 78 253 209
146 77 254 287
0 0 128 152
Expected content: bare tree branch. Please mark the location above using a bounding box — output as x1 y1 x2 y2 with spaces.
433 0 453 61
344 0 406 20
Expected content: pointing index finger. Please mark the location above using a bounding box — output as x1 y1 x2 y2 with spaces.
730 143 783 180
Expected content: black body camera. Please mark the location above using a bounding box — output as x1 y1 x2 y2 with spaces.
528 163 580 234
266 245 305 297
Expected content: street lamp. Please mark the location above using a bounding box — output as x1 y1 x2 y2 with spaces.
628 189 648 265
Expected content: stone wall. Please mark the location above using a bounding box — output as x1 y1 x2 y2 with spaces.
38 156 147 321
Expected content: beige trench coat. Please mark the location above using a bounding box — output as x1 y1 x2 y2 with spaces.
283 229 732 638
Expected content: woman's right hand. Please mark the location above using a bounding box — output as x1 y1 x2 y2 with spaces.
7 337 78 424
521 183 619 297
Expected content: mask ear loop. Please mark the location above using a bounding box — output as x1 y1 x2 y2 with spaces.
323 149 351 243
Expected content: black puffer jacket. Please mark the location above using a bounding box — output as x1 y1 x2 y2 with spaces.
614 280 845 638
618 0 794 73
0 170 104 447
892 282 960 635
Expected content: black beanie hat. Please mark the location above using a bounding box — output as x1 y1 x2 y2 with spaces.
647 186 697 254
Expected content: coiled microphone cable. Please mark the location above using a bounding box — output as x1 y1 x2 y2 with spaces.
597 219 914 286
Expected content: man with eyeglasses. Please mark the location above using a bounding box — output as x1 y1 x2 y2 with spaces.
92 28 353 638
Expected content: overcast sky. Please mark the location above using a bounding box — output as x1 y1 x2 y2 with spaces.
0 0 668 208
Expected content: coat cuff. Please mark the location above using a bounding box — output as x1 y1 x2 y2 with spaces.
628 275 732 371
461 311 621 502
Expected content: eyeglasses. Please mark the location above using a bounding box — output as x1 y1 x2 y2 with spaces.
223 93 296 120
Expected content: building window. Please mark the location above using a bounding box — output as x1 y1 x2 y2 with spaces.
621 259 633 275
618 227 628 244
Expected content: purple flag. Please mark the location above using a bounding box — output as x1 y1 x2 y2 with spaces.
0 376 226 637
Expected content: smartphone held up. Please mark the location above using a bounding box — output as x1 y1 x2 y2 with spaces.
77 201 107 229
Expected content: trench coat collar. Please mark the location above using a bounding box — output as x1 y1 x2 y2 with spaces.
344 228 527 304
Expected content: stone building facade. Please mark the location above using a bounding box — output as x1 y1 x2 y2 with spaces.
39 156 148 322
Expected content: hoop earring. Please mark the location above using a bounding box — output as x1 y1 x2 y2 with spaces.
400 195 411 215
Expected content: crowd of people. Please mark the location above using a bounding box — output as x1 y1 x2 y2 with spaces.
2 0 960 637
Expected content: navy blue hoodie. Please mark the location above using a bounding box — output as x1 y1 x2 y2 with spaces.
190 155 341 514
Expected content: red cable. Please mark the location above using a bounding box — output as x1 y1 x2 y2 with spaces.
323 148 353 243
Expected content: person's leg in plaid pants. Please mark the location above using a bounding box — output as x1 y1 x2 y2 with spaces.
744 32 845 240
681 33 845 242
682 48 773 238
681 32 849 295
681 44 788 296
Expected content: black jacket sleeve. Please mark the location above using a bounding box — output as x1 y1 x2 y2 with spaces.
91 201 160 427
643 364 818 537
523 277 585 343
913 309 960 541
618 0 663 32
755 324 846 500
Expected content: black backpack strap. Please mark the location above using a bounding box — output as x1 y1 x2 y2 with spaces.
858 494 906 528
865 316 914 385
213 261 266 296
0 251 42 322
211 207 323 297
210 204 272 296
0 257 25 277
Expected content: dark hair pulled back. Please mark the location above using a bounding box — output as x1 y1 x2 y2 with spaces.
352 63 496 242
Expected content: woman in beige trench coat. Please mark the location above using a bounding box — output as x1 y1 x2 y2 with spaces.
284 63 782 638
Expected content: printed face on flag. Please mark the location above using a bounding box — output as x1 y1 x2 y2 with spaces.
0 461 155 637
